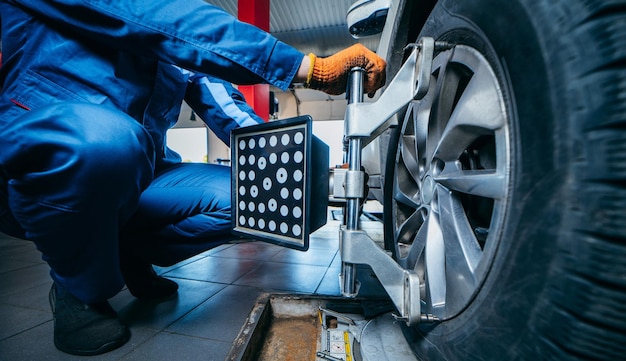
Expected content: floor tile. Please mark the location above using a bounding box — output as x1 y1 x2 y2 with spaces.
0 320 67 361
117 279 226 330
0 263 52 297
162 255 259 284
166 284 261 342
0 320 158 361
0 240 44 274
314 266 342 296
211 241 283 260
153 243 235 274
269 246 337 267
0 280 52 311
119 332 231 361
0 303 51 341
234 261 328 294
309 229 340 250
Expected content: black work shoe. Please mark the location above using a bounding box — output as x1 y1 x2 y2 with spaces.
122 263 179 300
49 283 130 356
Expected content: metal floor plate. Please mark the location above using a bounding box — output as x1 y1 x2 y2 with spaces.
358 314 419 361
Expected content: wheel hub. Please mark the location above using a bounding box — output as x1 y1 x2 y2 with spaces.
421 175 436 204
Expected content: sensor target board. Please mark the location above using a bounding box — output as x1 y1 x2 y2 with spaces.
232 120 311 249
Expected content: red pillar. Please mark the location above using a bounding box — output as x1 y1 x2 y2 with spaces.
238 0 270 121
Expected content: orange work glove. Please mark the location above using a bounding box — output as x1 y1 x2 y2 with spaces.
305 43 386 97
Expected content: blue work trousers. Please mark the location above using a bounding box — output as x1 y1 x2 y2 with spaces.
0 103 232 303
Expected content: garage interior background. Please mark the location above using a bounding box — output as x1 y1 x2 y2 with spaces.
167 0 381 167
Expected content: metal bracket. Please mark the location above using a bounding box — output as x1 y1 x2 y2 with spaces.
332 168 366 199
339 37 453 325
341 228 421 325
344 37 438 142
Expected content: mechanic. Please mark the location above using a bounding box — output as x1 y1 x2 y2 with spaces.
0 0 386 356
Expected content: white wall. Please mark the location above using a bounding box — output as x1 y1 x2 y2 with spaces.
167 89 347 165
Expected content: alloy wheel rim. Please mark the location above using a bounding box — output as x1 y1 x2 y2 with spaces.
390 45 511 319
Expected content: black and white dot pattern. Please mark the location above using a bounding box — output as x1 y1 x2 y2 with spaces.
234 125 307 241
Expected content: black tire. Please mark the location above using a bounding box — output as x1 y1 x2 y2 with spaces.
383 0 626 360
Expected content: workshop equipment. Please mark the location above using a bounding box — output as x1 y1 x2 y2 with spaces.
231 116 329 251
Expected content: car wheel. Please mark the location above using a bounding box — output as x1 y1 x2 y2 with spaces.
383 0 626 359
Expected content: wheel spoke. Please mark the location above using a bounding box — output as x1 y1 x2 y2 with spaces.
396 209 427 269
395 206 425 245
393 177 420 209
425 210 446 308
413 89 435 174
406 220 427 270
436 185 482 279
400 134 420 181
426 61 462 165
454 61 506 130
434 168 506 199
433 62 505 161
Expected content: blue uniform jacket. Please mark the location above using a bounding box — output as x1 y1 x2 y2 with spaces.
0 0 305 166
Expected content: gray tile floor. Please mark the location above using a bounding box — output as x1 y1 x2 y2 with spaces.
0 216 386 360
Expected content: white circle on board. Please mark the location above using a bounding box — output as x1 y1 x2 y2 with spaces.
293 188 303 200
258 157 267 170
281 134 290 146
293 169 303 182
276 168 288 184
293 206 302 218
268 199 278 212
294 132 304 144
294 151 304 163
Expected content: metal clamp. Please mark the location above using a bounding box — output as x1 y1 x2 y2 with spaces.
344 37 451 142
341 229 422 325
338 37 453 325
343 170 366 198
331 168 366 199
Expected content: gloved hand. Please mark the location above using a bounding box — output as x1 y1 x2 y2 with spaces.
305 44 386 97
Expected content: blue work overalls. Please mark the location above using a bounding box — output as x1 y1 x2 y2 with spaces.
0 0 304 303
